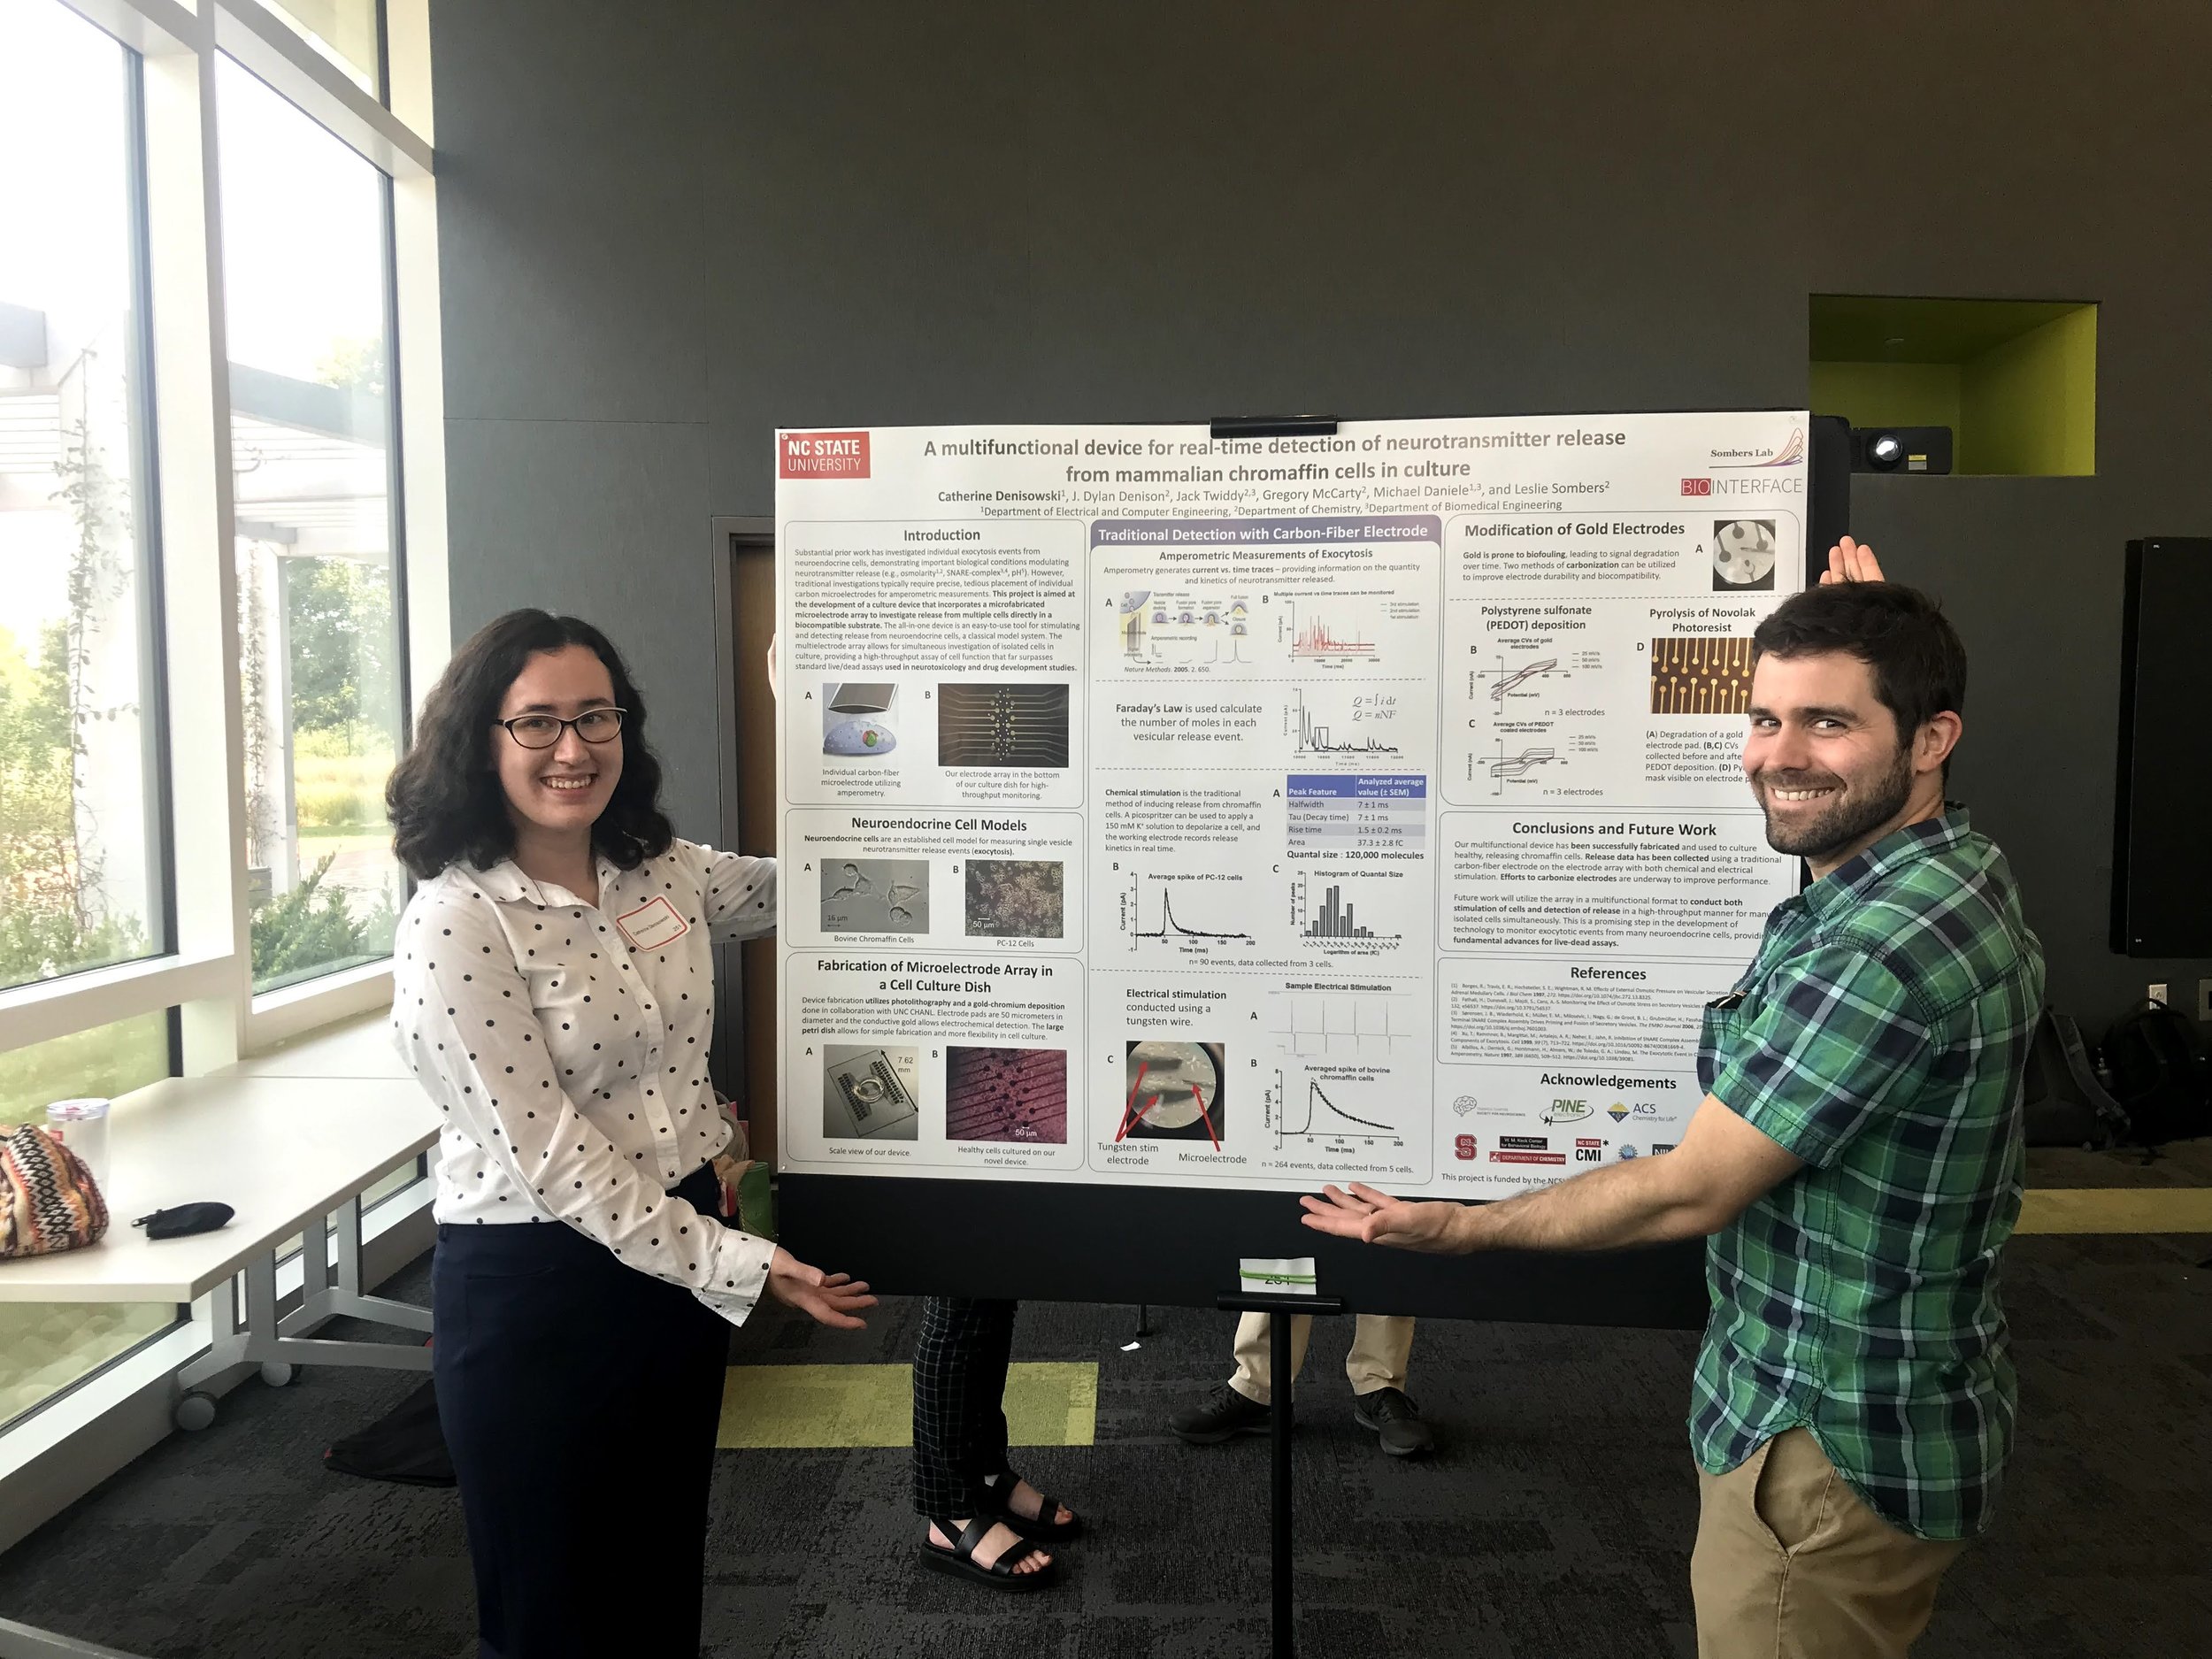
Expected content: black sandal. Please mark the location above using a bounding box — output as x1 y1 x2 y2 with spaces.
917 1517 1060 1592
980 1469 1085 1542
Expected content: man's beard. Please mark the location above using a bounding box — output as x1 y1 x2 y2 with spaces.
1754 743 1916 861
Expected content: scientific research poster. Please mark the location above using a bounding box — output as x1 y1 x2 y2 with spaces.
775 412 1807 1199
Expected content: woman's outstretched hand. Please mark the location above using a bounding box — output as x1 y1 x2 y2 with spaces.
765 1247 876 1329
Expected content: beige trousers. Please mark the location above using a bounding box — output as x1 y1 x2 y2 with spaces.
1692 1427 1970 1659
1226 1312 1415 1404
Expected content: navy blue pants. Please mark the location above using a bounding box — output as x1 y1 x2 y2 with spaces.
432 1167 730 1659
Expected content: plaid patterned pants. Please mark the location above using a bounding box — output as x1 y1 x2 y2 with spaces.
911 1296 1019 1517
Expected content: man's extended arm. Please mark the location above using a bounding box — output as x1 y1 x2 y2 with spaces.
1300 1094 1803 1255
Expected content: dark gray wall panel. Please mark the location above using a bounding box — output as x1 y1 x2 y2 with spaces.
443 417 719 841
432 0 2212 1025
432 0 711 425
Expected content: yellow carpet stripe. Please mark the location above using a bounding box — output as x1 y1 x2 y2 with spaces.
710 1192 2212 1449
2017 1187 2212 1235
717 1361 1098 1450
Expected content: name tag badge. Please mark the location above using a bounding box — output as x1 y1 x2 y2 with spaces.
615 895 690 952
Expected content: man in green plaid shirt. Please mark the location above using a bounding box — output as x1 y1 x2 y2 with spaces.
1306 540 2044 1657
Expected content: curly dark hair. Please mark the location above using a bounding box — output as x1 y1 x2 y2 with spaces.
387 611 673 879
1752 580 1967 740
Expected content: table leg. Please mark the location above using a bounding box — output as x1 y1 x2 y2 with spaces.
1271 1311 1294 1659
0 1613 148 1658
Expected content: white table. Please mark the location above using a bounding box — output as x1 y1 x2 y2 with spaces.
2 1067 439 1659
0 1072 441 1418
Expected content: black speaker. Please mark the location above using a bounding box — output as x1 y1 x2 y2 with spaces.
2111 537 2212 956
1849 426 1954 474
1809 415 1852 567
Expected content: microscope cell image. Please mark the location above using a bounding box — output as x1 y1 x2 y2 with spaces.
944 1047 1067 1144
964 860 1064 939
819 857 931 933
936 684 1071 769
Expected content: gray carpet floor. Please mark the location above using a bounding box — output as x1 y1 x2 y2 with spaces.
0 1226 2207 1657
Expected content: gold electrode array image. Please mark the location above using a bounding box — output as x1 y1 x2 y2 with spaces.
1649 637 1756 715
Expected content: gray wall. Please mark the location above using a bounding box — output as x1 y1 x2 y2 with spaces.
430 1 2212 1027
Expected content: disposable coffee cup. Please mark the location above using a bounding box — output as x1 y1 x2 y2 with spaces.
44 1098 111 1196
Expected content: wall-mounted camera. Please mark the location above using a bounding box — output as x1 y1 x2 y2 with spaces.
1849 426 1954 474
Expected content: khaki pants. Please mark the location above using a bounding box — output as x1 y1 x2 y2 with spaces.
1226 1312 1414 1404
1692 1427 1969 1659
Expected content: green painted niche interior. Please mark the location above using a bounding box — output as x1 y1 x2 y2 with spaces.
1809 295 2096 476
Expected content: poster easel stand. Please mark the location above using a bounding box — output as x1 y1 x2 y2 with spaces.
1216 1290 1348 1659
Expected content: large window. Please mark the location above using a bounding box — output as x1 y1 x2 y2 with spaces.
252 0 382 96
217 54 406 995
0 0 165 995
0 1013 177 1430
0 0 442 1448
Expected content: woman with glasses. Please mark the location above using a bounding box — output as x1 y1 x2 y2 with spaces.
386 610 873 1658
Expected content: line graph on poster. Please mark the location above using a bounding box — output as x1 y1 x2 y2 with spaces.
1120 872 1253 954
1488 741 1559 796
1269 988 1417 1056
1285 687 1401 758
1271 1068 1405 1148
1278 597 1386 666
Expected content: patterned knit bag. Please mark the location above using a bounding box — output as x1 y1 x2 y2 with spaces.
0 1124 110 1259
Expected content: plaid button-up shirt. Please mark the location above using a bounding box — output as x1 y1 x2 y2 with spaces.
1692 807 2045 1540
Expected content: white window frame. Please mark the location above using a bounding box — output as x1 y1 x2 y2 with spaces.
0 0 449 1074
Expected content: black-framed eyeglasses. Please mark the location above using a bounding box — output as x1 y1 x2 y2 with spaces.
497 707 627 749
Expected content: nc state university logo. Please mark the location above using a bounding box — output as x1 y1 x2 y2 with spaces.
780 431 870 480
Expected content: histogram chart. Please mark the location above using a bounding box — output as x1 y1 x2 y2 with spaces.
1304 881 1382 940
1288 872 1406 948
1286 870 1417 958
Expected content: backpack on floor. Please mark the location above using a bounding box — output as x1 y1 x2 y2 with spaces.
2100 999 2212 1147
0 1124 109 1259
2019 1009 2132 1149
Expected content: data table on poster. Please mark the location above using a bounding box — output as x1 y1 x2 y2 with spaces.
774 411 1809 1200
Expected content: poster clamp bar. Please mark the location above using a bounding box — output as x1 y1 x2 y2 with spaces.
1210 415 1339 440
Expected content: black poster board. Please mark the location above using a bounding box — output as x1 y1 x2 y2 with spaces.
774 415 1851 1330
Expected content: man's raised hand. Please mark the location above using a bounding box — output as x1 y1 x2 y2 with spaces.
1821 535 1886 585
